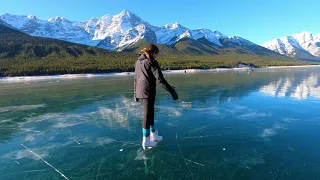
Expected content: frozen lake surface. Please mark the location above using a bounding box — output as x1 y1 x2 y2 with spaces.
1 67 320 180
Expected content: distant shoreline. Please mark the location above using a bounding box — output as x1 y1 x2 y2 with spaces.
263 65 320 69
1 65 320 83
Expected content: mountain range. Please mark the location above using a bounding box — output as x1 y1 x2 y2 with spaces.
0 10 319 61
1 20 306 77
262 32 320 61
0 10 279 56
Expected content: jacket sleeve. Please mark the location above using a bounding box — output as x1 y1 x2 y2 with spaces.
134 62 137 94
134 74 137 94
151 60 174 93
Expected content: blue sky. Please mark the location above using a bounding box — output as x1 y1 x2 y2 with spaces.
0 0 319 45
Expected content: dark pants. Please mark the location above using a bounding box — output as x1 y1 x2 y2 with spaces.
141 95 155 129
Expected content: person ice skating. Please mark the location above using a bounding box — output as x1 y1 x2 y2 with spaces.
134 44 179 150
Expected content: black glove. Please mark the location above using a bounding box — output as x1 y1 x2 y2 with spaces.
134 93 139 102
170 87 178 100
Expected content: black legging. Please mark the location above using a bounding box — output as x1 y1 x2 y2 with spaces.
141 95 155 129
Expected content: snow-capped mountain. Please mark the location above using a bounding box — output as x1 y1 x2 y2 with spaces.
262 32 320 59
0 19 15 29
0 10 256 51
152 23 189 45
0 19 7 26
0 13 97 46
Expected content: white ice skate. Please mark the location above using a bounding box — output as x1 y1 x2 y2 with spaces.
142 137 157 150
150 130 163 142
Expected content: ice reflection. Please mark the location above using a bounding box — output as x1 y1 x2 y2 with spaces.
260 73 320 99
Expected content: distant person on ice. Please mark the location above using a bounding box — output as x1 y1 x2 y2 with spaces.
134 44 178 150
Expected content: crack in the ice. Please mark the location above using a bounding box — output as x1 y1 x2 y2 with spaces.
159 150 205 167
20 144 69 180
69 131 80 145
158 163 170 179
176 133 195 180
178 134 222 140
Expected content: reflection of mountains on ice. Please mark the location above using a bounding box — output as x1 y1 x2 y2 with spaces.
260 74 320 99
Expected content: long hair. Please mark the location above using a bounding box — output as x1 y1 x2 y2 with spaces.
140 44 159 60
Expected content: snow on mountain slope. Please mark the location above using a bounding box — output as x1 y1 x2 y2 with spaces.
190 29 224 46
0 13 97 46
178 30 193 41
262 32 320 58
0 19 11 27
0 10 256 51
153 23 188 45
